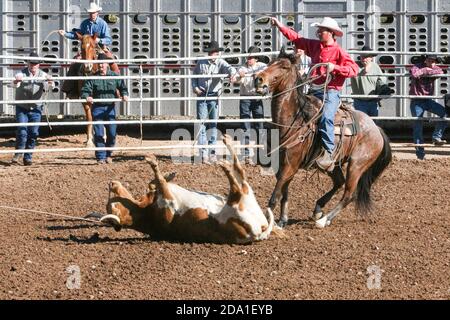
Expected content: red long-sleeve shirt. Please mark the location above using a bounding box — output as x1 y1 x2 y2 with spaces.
279 25 358 90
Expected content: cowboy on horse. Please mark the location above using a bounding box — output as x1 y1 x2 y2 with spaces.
271 16 359 172
58 2 112 58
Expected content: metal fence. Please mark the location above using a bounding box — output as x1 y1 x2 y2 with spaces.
1 0 449 118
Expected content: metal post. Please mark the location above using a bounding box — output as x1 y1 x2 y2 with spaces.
139 64 143 144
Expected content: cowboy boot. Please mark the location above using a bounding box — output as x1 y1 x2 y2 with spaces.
316 149 335 172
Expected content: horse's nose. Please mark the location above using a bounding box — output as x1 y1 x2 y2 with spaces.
254 76 263 88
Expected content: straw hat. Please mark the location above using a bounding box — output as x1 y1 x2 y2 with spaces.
86 2 102 13
311 17 343 37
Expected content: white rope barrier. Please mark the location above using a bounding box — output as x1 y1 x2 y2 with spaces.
1 72 446 83
0 94 445 106
1 116 450 129
0 74 232 81
0 144 264 155
349 50 450 56
0 96 271 105
341 94 445 99
1 50 449 65
0 118 273 128
0 51 278 64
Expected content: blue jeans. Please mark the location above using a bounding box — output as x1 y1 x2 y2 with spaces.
92 104 117 160
410 99 447 159
239 98 265 158
15 106 42 161
354 99 379 117
312 89 341 153
196 94 218 157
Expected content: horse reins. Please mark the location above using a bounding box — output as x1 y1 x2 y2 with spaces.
265 65 332 156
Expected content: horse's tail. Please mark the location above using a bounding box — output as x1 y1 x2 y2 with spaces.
356 127 392 215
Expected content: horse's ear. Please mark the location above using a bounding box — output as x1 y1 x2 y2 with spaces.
278 45 297 64
93 33 98 41
75 32 83 40
279 45 287 57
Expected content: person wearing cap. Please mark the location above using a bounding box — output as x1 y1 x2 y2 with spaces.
11 53 53 166
192 40 237 164
80 53 129 164
231 46 268 164
271 16 358 172
409 54 447 160
350 45 388 116
296 48 312 94
58 2 112 48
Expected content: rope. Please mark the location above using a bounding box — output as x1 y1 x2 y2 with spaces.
265 66 331 156
0 205 102 224
139 64 144 145
40 30 67 56
222 16 273 53
42 91 52 131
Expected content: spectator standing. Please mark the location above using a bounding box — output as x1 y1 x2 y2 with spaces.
350 45 388 116
409 54 447 160
12 52 53 166
232 46 268 164
192 40 236 163
80 54 129 164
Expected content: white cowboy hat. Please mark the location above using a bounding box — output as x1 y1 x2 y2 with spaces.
86 2 102 13
311 17 343 37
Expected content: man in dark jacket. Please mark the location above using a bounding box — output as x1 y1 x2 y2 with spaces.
80 54 129 164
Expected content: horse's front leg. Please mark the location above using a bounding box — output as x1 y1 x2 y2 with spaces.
83 102 94 147
269 166 296 228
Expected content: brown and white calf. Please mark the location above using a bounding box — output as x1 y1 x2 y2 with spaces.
100 136 277 244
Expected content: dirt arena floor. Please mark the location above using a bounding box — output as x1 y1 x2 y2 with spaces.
0 134 449 300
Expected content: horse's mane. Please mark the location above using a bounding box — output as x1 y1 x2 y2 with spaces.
271 48 321 122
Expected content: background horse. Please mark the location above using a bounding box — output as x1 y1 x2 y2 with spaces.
62 33 119 147
254 48 392 228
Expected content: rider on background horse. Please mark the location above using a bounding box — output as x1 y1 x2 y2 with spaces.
271 16 359 172
59 2 113 59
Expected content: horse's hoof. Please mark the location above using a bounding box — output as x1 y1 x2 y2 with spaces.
311 211 323 221
315 216 330 229
277 220 287 228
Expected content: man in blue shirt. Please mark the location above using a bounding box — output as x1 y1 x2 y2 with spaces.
59 2 112 50
192 41 236 164
60 2 119 97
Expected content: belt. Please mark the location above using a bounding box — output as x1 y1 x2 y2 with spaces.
202 92 219 96
93 103 115 107
354 98 379 103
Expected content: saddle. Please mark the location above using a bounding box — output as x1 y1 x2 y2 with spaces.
334 103 360 136
303 102 361 170
61 63 83 98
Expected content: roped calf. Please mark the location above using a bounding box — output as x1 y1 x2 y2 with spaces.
100 136 279 244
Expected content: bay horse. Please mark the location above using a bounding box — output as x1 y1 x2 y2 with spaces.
62 32 119 147
254 48 392 228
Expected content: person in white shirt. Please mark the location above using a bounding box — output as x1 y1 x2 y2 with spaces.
232 46 267 164
297 48 312 94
